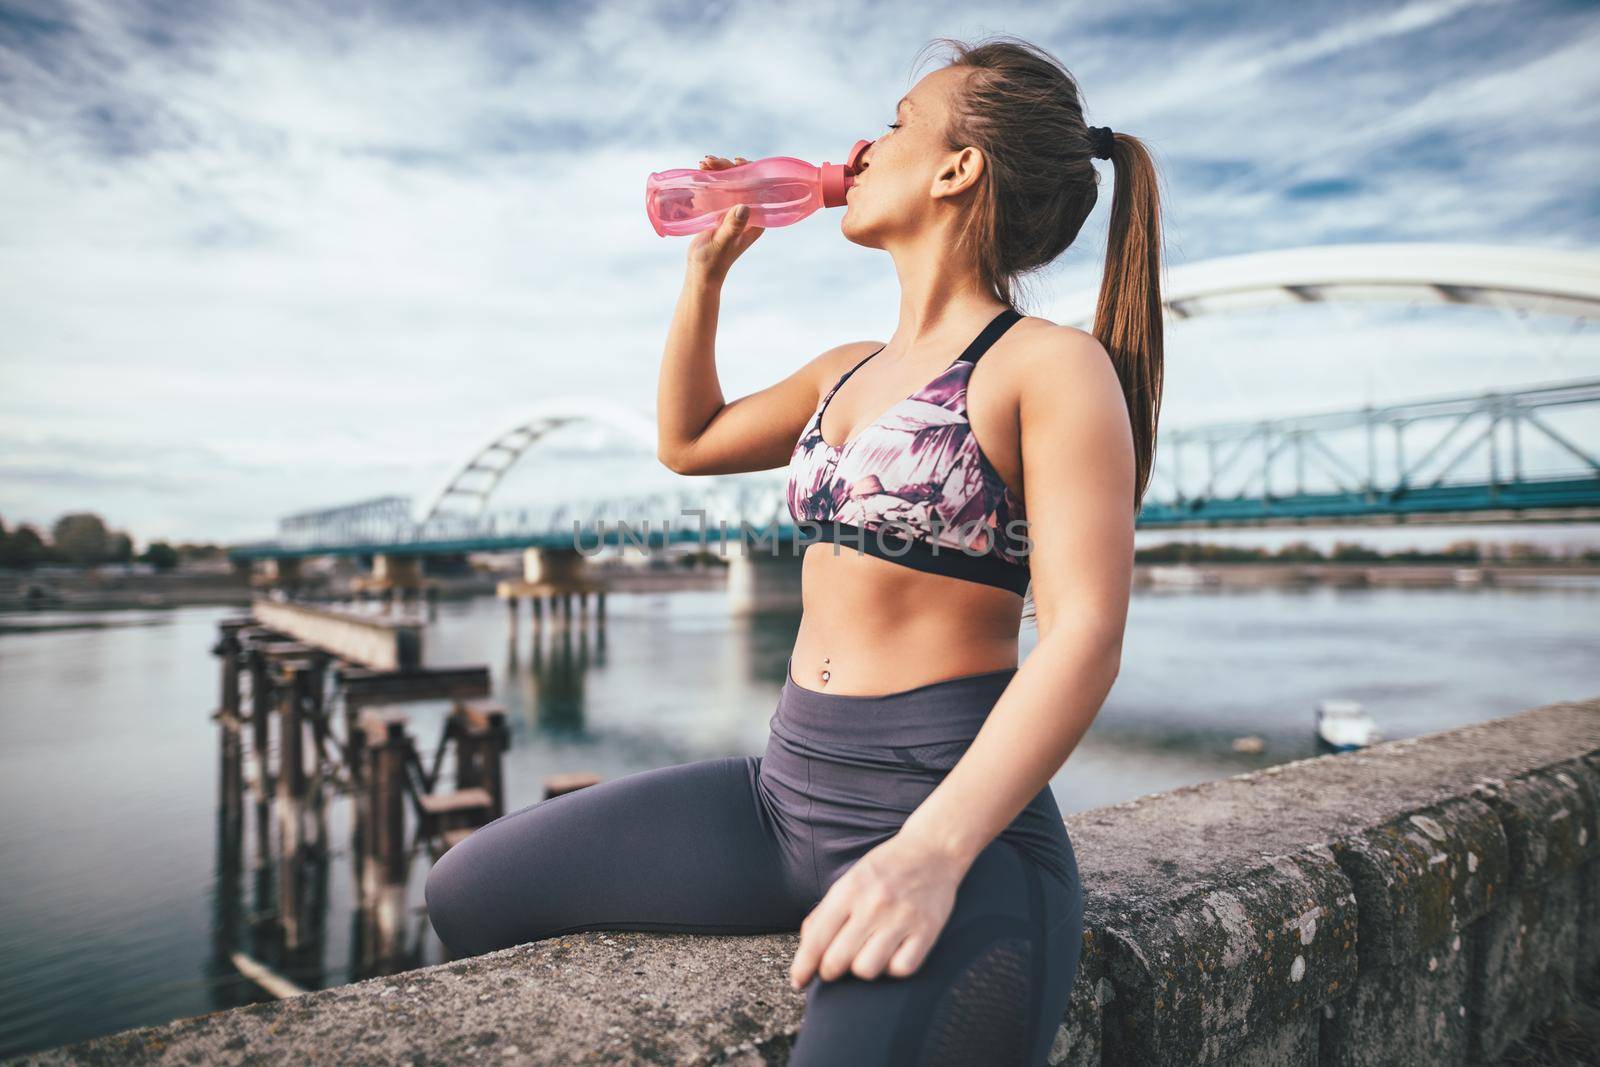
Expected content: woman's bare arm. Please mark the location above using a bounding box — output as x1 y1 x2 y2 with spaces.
656 273 878 475
655 154 879 477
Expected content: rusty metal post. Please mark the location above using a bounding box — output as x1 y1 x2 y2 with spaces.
347 709 370 874
303 651 331 851
482 711 509 819
215 625 245 823
248 644 272 802
274 659 312 886
274 660 313 949
277 661 308 808
372 720 410 885
304 651 330 788
217 621 245 715
366 716 411 959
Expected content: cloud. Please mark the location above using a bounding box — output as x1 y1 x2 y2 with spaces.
0 0 1596 541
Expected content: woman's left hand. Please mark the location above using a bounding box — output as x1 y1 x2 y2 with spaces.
788 828 971 989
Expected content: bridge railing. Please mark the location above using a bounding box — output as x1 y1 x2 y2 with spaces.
235 378 1600 558
1146 376 1600 519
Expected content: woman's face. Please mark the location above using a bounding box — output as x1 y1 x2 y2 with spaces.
841 64 976 249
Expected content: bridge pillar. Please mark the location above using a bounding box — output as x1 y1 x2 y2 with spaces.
252 557 302 593
350 553 432 610
529 549 578 633
523 547 583 584
373 554 424 588
377 554 422 612
497 547 607 637
726 547 804 615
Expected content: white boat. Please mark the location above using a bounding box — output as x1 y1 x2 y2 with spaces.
1315 698 1382 752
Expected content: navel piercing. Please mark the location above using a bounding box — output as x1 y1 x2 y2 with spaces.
819 656 831 685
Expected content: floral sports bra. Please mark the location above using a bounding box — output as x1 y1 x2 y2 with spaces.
786 307 1031 596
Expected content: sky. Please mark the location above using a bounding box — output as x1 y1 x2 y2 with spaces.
1 0 1598 547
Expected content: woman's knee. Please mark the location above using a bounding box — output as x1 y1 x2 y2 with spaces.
424 835 483 956
423 802 554 957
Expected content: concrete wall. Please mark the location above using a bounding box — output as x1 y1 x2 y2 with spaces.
28 696 1600 1066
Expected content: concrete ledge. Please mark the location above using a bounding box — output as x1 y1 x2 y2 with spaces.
26 697 1600 1066
22 931 809 1067
1328 796 1507 968
251 598 422 670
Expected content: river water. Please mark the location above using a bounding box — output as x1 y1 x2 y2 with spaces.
1 581 1596 1057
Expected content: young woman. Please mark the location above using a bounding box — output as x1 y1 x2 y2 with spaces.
426 34 1164 1065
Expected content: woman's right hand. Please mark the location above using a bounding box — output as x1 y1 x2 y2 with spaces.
686 155 765 285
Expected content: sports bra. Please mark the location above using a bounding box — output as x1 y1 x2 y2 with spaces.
786 307 1031 596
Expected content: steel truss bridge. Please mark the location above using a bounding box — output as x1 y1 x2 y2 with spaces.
230 243 1600 562
1137 376 1598 527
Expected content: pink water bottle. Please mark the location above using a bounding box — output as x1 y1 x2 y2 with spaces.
646 139 873 237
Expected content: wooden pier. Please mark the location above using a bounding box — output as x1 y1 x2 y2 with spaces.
210 605 512 990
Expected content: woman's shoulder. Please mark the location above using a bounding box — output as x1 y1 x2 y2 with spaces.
999 316 1126 433
982 314 1113 395
1011 314 1108 362
816 337 888 382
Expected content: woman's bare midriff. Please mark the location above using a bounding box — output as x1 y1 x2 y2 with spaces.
787 540 1024 697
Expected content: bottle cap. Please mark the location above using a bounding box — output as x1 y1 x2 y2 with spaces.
821 138 875 208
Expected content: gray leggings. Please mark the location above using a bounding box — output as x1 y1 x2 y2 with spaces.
424 659 1085 1065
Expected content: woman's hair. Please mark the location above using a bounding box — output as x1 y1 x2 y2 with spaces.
913 34 1165 624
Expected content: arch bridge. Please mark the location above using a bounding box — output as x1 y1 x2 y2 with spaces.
231 243 1600 562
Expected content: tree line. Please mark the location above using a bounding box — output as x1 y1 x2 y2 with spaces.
0 512 227 572
1135 538 1600 565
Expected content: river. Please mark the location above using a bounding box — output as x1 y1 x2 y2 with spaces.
1 581 1596 1057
